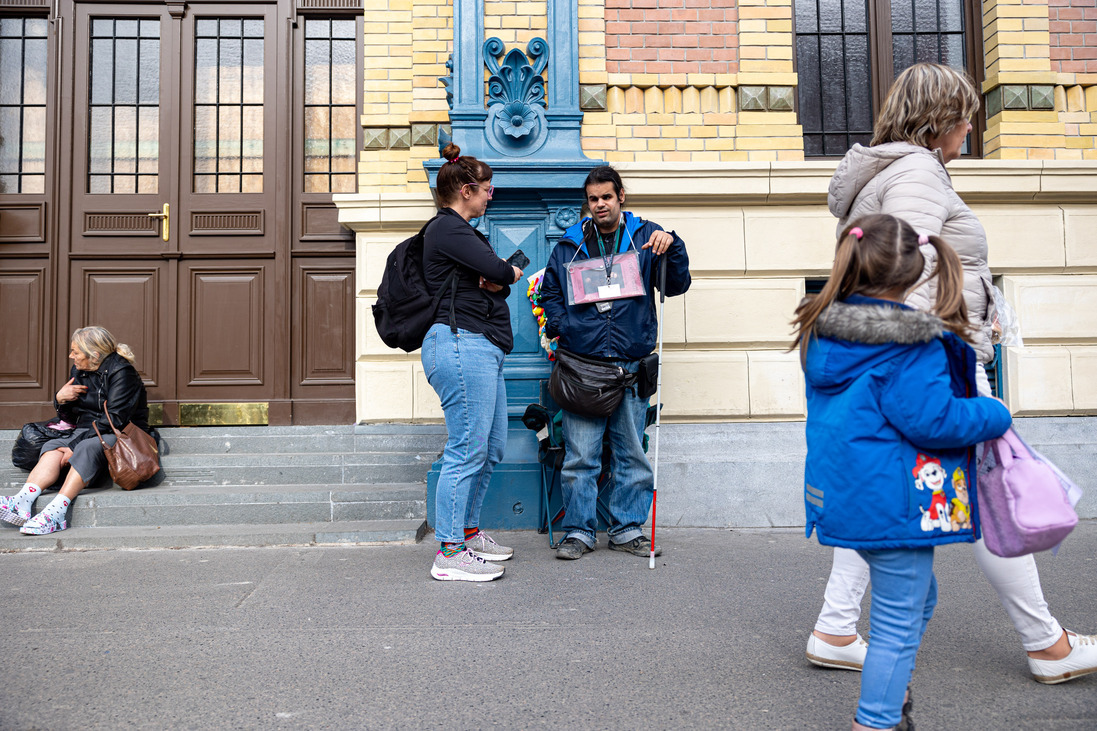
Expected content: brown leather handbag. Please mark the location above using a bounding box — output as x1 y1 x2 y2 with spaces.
92 402 161 490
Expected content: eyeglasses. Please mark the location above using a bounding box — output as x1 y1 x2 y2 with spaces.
466 182 494 196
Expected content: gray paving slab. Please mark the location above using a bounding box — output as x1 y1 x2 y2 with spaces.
0 523 1094 730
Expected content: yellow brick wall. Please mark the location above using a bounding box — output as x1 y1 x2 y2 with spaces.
982 0 1097 160
581 0 803 162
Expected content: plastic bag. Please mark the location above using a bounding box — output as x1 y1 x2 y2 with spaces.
11 420 73 470
991 286 1023 347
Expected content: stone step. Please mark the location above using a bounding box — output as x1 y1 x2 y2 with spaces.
0 519 429 552
66 482 426 527
152 425 447 456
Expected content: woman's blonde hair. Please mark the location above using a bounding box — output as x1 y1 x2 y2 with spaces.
790 214 971 361
871 63 980 149
71 326 136 367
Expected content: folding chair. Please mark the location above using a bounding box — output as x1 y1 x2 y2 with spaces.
523 403 660 547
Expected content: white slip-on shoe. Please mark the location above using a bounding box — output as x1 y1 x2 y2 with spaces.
806 632 868 671
1029 631 1097 684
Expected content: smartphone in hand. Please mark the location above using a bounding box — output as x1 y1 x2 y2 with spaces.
506 249 530 270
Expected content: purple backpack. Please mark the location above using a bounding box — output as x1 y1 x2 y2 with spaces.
979 429 1078 558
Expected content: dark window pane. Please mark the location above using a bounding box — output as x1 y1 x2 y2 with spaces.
915 34 937 63
915 1 938 32
941 34 964 68
893 34 914 77
795 0 819 34
820 36 848 130
845 35 872 132
940 0 963 32
891 0 913 32
804 134 824 156
823 133 848 156
795 37 822 131
819 0 843 33
845 0 867 33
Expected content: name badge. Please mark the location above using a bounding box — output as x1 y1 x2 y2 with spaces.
598 284 622 299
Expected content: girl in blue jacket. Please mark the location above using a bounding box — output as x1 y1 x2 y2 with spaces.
791 214 1012 730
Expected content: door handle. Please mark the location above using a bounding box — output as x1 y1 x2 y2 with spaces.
148 203 169 242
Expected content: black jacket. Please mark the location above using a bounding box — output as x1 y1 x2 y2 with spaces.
423 207 515 353
54 352 152 436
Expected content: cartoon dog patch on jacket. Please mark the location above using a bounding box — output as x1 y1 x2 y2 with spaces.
949 467 972 531
913 453 952 532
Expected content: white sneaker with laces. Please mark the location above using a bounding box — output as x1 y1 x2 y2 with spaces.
806 632 868 671
1028 631 1097 684
465 531 513 561
430 547 504 582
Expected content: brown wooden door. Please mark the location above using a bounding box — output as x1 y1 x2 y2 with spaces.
54 0 355 426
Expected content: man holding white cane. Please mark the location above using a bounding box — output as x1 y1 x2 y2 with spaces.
540 165 691 560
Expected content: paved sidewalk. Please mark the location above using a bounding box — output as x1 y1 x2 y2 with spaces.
1 524 1095 730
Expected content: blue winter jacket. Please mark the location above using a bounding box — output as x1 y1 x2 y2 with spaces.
803 295 1012 550
540 211 691 360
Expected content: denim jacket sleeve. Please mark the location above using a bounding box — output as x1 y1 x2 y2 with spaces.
649 226 691 298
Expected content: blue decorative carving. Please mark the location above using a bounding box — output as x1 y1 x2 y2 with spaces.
554 207 579 230
483 37 548 155
439 56 454 111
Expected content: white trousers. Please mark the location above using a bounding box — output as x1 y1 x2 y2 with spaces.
814 544 1063 651
813 363 1064 652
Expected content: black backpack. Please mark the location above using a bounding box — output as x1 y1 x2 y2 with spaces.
372 214 458 352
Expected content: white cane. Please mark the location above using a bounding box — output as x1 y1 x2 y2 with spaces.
649 256 667 570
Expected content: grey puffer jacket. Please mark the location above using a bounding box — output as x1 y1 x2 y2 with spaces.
828 142 995 363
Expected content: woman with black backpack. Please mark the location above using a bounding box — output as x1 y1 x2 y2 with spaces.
422 143 523 582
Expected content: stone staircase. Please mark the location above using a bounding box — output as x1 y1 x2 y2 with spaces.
0 424 446 550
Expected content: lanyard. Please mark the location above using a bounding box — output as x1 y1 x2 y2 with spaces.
596 226 622 283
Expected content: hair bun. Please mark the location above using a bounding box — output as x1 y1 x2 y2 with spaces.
441 142 461 162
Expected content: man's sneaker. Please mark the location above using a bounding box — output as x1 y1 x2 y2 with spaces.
0 496 31 527
430 548 504 582
806 632 868 671
465 531 513 561
19 511 67 536
608 535 661 557
555 537 592 560
1028 631 1097 684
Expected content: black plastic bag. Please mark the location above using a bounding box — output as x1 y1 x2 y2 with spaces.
11 421 72 470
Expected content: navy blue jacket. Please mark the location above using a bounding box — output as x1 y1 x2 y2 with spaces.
540 211 691 360
803 296 1011 550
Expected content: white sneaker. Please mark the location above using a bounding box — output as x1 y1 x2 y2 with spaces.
465 531 513 561
806 632 867 671
430 548 504 582
1029 631 1097 684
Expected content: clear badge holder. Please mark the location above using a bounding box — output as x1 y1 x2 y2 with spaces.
565 249 645 306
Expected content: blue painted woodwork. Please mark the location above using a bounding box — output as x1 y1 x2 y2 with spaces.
424 0 604 533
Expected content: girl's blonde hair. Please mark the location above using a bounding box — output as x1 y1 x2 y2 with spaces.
71 326 136 367
872 63 980 149
790 214 970 359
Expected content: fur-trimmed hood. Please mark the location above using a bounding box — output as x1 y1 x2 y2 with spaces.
805 296 951 394
815 299 944 345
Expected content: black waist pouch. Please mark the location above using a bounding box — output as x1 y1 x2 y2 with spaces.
548 348 636 418
635 353 659 401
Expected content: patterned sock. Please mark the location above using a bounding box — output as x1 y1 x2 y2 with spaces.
464 527 479 540
12 484 42 512
40 495 70 523
440 542 465 557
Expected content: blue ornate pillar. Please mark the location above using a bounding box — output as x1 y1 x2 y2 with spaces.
425 0 600 530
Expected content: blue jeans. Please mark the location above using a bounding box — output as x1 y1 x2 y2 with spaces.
422 324 508 544
855 547 938 729
560 359 653 548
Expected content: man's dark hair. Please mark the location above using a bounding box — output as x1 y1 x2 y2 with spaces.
583 165 624 197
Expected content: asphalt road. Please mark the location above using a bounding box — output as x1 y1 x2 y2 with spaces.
1 523 1095 730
